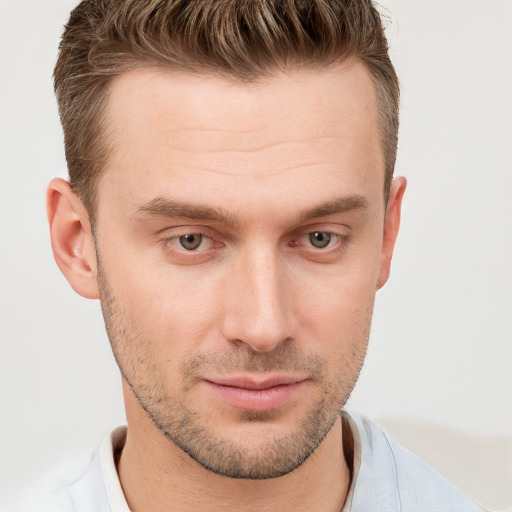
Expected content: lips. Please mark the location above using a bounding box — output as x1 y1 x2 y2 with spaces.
204 375 308 411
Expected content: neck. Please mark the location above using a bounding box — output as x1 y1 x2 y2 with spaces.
118 405 351 512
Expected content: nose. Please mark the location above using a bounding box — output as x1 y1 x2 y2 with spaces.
221 247 296 353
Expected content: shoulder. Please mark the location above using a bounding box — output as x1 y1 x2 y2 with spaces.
3 429 121 512
344 411 486 512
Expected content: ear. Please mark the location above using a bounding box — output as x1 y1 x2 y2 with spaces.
377 177 407 290
47 178 99 299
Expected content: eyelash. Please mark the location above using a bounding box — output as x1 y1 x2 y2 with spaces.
162 229 349 255
163 231 215 252
293 231 349 251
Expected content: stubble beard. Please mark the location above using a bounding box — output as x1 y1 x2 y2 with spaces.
97 265 369 480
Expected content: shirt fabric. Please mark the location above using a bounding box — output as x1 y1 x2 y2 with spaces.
11 411 485 511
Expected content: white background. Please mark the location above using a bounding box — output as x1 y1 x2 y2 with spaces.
1 0 511 507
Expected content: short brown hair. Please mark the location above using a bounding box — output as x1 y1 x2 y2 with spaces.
54 0 399 222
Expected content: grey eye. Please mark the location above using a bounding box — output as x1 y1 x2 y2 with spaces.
308 232 332 249
179 234 204 250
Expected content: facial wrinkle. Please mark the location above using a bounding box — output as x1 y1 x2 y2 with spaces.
175 161 339 179
163 135 342 155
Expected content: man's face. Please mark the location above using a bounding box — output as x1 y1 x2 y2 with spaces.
93 61 397 478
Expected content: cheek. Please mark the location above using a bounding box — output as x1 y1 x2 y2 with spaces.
296 255 379 328
301 284 375 356
308 278 374 369
113 263 223 348
291 256 377 376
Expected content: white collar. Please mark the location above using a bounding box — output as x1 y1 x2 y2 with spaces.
99 413 364 512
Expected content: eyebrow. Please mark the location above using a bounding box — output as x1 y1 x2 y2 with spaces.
133 194 368 227
134 198 240 227
295 195 369 223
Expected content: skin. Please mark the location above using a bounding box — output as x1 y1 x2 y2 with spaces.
47 60 406 512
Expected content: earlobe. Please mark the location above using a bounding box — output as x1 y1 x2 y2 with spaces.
377 177 407 290
47 178 99 299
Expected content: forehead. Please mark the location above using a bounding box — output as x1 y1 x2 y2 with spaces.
106 62 378 160
98 61 383 217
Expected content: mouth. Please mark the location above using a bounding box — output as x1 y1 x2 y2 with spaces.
204 375 309 411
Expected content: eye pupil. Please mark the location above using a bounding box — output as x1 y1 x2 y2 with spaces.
309 232 331 249
179 234 203 250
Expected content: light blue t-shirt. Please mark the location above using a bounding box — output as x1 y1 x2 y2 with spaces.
8 412 485 511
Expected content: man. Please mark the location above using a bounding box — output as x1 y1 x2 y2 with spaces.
21 0 484 510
